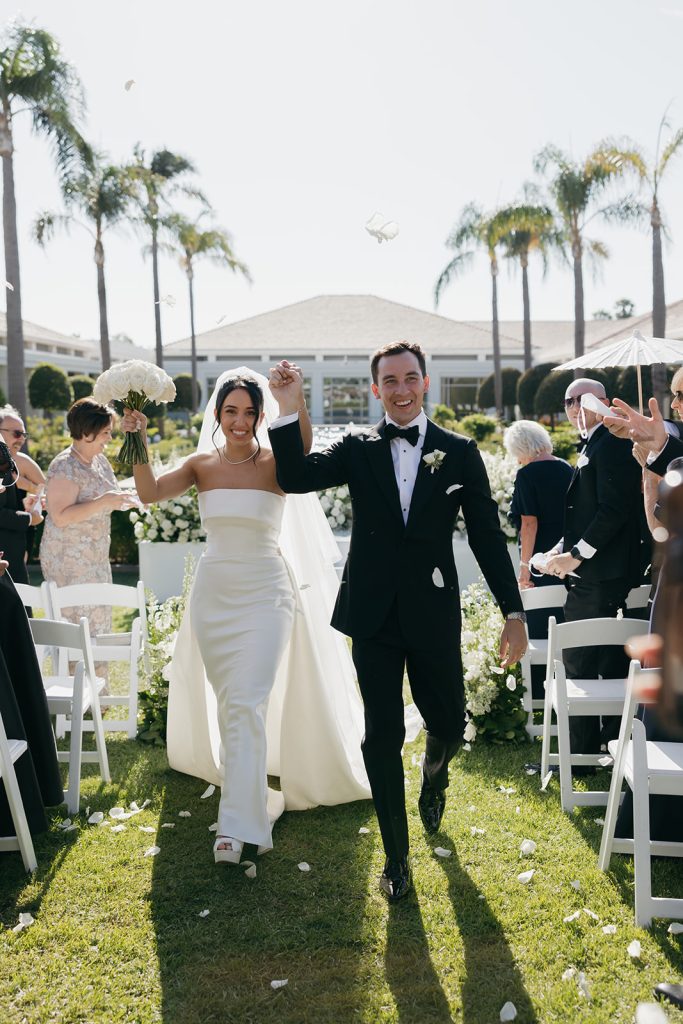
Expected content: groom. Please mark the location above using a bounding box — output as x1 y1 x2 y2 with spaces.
269 342 526 901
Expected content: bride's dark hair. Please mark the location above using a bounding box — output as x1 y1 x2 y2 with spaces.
211 375 264 461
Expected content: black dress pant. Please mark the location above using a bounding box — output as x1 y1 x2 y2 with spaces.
351 600 465 860
563 577 631 755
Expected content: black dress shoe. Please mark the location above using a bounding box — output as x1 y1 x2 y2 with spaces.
379 856 412 902
418 764 446 834
654 983 683 1008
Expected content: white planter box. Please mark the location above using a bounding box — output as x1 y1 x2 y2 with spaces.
138 540 206 602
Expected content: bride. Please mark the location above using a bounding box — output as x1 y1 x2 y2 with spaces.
123 368 369 865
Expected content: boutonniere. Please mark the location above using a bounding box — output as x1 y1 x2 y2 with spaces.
576 453 590 469
423 449 446 474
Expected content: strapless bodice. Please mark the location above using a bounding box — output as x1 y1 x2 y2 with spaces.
198 488 284 559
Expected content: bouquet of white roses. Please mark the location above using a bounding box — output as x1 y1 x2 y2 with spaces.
93 360 176 465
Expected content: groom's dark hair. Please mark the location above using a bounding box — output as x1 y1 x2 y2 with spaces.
370 341 427 383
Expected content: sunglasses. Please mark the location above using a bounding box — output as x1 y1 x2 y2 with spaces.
672 391 683 403
0 428 27 440
563 395 587 409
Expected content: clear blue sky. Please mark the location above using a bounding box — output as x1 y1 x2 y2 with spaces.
4 0 683 347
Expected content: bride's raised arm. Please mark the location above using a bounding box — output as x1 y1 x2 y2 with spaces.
122 409 196 502
269 360 313 454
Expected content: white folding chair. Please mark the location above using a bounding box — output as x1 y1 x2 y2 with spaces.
29 617 110 814
540 616 649 812
0 707 37 872
48 582 148 739
519 584 568 739
13 581 55 669
625 584 652 612
599 660 683 927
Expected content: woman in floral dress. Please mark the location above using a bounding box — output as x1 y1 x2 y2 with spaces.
40 398 136 632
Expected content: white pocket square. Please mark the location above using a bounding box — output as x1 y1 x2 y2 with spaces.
446 484 463 494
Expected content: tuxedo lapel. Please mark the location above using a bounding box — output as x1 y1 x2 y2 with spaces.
406 420 441 531
568 424 604 492
365 419 405 528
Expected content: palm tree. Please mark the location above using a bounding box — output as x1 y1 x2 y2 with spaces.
533 144 645 361
34 153 136 370
129 146 206 370
435 203 509 416
0 23 87 415
494 192 560 370
166 214 251 411
595 115 683 405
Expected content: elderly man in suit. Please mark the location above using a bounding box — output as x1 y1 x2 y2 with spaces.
268 341 526 901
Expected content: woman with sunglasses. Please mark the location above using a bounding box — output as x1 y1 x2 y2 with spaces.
0 406 45 584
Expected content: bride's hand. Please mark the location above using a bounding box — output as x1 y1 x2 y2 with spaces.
122 408 148 437
269 360 304 415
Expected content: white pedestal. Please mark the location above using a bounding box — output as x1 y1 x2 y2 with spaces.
138 541 206 602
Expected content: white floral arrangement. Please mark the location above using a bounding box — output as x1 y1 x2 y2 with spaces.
454 449 518 540
319 484 352 531
93 359 176 465
130 488 205 544
460 581 526 745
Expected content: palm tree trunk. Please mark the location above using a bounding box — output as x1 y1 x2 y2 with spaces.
651 199 667 410
521 252 532 372
490 257 502 417
188 264 198 413
151 222 163 368
94 232 111 371
572 236 585 363
0 108 27 417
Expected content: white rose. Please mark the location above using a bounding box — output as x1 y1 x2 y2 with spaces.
148 528 158 540
463 720 477 742
176 518 188 530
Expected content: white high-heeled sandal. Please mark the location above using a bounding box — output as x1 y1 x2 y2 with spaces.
213 836 244 865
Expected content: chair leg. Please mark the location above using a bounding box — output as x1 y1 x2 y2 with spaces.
554 679 575 814
598 748 627 871
127 662 138 741
520 655 534 738
540 676 554 779
66 671 85 816
2 761 37 873
631 719 653 928
89 686 110 783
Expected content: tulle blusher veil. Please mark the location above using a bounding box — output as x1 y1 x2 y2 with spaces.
166 366 370 811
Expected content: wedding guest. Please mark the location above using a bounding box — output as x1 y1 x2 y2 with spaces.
0 405 45 584
504 420 572 699
40 398 134 634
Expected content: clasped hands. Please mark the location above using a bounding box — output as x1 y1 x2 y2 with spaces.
268 361 305 415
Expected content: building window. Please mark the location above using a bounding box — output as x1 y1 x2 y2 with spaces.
36 343 52 353
323 377 368 424
440 376 483 414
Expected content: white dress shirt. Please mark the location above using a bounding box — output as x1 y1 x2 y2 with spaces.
385 410 427 524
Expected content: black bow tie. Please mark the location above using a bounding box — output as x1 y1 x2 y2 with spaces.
384 423 420 446
575 440 587 453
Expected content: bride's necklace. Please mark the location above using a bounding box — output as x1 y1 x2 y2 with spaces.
220 445 257 466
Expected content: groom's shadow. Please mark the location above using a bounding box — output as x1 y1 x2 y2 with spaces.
385 895 454 1023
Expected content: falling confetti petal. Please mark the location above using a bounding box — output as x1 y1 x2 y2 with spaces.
446 484 463 494
602 924 617 934
161 823 175 829
298 862 311 872
668 922 683 934
270 979 288 990
244 864 257 879
628 939 642 959
506 675 517 691
216 314 227 325
200 785 215 799
563 911 581 922
5 280 14 291
12 912 35 933
365 211 400 243
138 826 155 834
124 79 135 91
570 880 581 890
87 811 104 825
434 847 452 857
199 910 210 918
540 772 553 792
358 827 370 835
143 846 160 858
500 1002 517 1022
517 869 535 884
520 839 536 857
111 824 126 834
432 567 444 588
178 811 191 818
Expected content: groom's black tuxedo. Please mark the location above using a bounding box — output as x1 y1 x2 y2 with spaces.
270 415 522 861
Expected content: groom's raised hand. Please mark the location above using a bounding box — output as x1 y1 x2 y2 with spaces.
269 360 305 416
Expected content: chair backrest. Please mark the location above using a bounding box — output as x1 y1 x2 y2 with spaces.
626 584 652 610
13 581 53 616
521 584 568 612
49 582 143 616
548 615 649 657
29 616 98 692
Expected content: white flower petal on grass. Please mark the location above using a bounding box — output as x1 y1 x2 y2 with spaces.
199 910 210 918
161 823 175 829
12 912 35 933
602 924 617 934
138 826 156 834
270 979 288 990
143 846 160 858
58 818 72 829
517 869 535 884
498 786 516 795
577 973 591 1000
111 824 126 834
432 567 444 588
515 806 520 815
87 811 104 825
520 839 536 857
140 799 151 810
178 811 191 818
434 847 452 857
583 908 599 921
208 822 218 832
244 865 257 879
563 911 581 923
668 922 683 934
200 785 215 799
561 967 576 981
471 827 485 836
594 817 605 826
570 879 581 890
62 824 78 832
468 805 477 812
358 827 370 835
463 742 472 751
298 862 311 872
540 772 553 792
500 1002 517 1022
628 939 642 959
446 484 463 494
635 1003 669 1024
109 807 126 819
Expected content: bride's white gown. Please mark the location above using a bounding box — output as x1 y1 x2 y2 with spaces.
166 487 370 850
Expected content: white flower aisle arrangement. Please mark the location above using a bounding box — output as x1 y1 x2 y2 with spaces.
460 581 527 745
93 360 176 465
454 450 518 539
319 484 351 531
130 487 205 544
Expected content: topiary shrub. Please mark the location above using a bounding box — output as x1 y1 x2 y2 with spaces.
477 368 521 411
28 363 73 416
432 403 456 427
517 362 559 416
534 368 608 424
69 374 96 401
459 413 498 442
172 373 201 415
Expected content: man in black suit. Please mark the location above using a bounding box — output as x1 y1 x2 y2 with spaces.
0 407 43 585
545 378 642 756
268 342 526 901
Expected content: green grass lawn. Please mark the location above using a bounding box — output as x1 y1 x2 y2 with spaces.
1 734 682 1024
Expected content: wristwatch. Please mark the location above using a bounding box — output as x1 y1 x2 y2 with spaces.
569 545 584 562
506 611 527 623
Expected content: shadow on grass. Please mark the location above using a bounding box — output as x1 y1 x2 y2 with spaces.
435 851 538 1024
386 894 453 1023
149 768 375 1024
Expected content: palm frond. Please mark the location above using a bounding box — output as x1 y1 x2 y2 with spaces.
592 136 648 181
587 195 648 229
433 251 475 307
658 126 683 177
33 209 70 245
